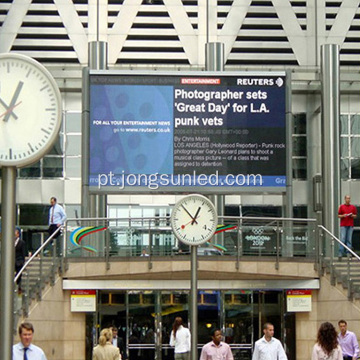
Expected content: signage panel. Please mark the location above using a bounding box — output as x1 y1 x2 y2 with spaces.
88 71 287 193
71 290 96 312
286 290 312 312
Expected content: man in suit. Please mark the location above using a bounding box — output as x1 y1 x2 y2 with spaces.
14 227 26 293
112 327 127 359
48 197 66 238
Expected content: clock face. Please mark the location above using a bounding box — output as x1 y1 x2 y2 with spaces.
171 194 218 246
0 53 62 167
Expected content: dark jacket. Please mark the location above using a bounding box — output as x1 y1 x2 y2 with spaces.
15 238 26 268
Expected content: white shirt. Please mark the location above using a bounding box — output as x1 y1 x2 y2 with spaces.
312 343 343 360
252 336 287 360
49 203 67 225
13 342 47 360
170 325 191 353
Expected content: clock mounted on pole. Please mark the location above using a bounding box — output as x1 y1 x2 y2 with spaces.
0 53 62 360
171 194 218 360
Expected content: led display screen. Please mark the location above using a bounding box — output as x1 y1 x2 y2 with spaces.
89 71 287 193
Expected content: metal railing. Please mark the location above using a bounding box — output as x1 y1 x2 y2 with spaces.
12 215 360 328
14 226 63 320
63 215 318 270
318 225 360 299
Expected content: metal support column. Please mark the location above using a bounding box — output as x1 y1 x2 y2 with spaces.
206 42 225 245
205 42 224 71
81 41 108 219
320 45 340 246
0 167 17 360
155 291 162 360
190 245 198 360
283 70 293 257
81 66 90 218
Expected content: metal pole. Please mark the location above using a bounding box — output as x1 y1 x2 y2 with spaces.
82 41 108 219
89 42 108 220
0 166 17 360
206 42 225 246
190 245 198 360
81 65 90 219
283 69 293 257
320 45 340 248
205 42 224 71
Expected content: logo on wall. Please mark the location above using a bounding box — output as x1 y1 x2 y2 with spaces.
276 77 284 87
245 227 271 248
70 226 107 253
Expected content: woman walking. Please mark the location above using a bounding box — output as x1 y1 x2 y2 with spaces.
93 328 121 360
312 322 342 360
170 317 191 360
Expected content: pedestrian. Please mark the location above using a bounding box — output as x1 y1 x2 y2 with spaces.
111 326 127 359
13 322 47 360
93 328 121 360
252 322 287 360
140 249 150 257
338 195 357 258
312 322 342 360
14 226 26 293
48 196 66 238
169 317 191 360
200 328 233 360
337 320 359 360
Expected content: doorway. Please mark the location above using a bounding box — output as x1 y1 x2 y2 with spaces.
88 289 295 360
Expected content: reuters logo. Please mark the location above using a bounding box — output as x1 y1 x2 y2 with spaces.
275 77 284 87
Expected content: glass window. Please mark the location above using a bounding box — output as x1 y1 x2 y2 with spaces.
293 206 307 218
47 135 64 155
351 114 360 135
241 206 281 217
65 157 81 178
65 112 81 133
19 161 41 178
43 157 63 177
65 205 80 220
341 159 350 179
66 135 81 156
351 137 360 157
351 159 360 179
293 137 307 157
341 137 349 158
340 113 360 179
293 113 306 134
293 159 307 179
340 115 349 134
292 113 307 180
19 204 48 226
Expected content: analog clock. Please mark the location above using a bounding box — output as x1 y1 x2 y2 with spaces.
0 53 62 167
171 194 218 246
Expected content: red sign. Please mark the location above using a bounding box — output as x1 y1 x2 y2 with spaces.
287 290 311 296
71 290 96 296
180 78 221 85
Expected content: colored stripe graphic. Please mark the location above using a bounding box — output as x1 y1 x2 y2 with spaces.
208 224 238 252
215 224 237 234
70 226 107 253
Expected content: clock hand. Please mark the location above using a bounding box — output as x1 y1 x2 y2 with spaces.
0 98 18 120
0 101 22 120
181 217 201 229
3 81 24 122
191 207 201 225
181 204 198 224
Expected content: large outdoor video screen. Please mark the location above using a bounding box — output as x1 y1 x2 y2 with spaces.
88 71 287 193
